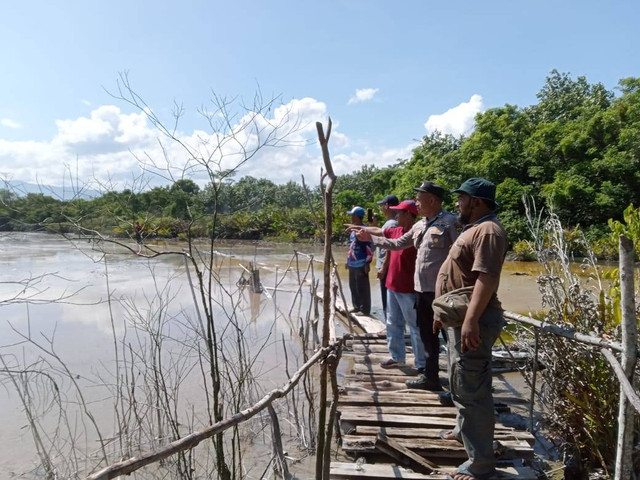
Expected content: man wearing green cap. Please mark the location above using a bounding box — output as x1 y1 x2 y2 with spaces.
435 178 508 480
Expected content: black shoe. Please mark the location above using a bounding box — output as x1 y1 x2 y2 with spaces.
438 391 454 406
406 375 444 391
417 367 426 375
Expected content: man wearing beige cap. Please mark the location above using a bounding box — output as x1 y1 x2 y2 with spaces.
356 181 458 390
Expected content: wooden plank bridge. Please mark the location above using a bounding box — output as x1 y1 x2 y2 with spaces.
329 309 538 480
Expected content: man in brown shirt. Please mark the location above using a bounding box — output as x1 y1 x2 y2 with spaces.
435 178 508 480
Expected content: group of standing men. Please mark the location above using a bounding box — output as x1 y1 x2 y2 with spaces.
345 178 508 480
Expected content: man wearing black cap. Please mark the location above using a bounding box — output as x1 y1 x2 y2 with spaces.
356 181 458 390
375 194 399 317
435 178 507 480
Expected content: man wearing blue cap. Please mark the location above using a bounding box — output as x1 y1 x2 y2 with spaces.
435 178 508 480
346 206 373 315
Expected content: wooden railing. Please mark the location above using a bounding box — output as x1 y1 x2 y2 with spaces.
502 235 638 480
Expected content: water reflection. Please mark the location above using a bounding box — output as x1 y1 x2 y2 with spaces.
0 233 553 476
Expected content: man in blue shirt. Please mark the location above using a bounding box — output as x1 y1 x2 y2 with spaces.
346 206 373 315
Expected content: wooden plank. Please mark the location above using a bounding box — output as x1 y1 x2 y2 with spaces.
330 462 537 480
351 362 517 377
330 462 436 479
346 338 398 345
347 332 387 340
339 392 447 405
355 426 536 446
339 405 457 417
342 376 527 401
348 344 414 354
342 435 534 460
353 364 425 376
342 377 426 391
339 393 517 412
350 315 386 335
340 411 456 429
318 293 386 334
344 373 422 383
375 433 440 474
344 352 419 363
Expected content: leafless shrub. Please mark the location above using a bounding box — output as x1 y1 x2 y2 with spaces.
519 197 639 476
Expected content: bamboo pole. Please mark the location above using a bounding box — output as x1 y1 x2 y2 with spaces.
503 311 632 354
600 349 640 414
315 118 335 480
86 343 338 480
613 234 637 480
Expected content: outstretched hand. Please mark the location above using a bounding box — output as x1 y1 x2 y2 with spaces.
356 229 372 242
344 223 363 233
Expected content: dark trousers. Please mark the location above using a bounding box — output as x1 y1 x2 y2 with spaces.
416 291 440 383
379 273 388 316
348 266 371 315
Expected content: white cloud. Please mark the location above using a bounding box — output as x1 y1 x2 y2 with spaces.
424 94 483 137
331 143 416 177
348 88 379 105
0 98 333 188
0 97 418 190
1 118 21 129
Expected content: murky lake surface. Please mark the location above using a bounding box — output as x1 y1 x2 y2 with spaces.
0 233 554 476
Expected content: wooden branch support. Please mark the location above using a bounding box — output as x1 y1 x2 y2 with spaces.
600 349 640 413
86 343 339 480
374 433 440 474
503 311 633 354
268 404 291 479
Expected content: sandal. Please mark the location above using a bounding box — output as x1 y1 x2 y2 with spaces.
438 429 462 443
445 467 496 480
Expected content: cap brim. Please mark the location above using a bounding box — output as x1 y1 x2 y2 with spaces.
451 190 499 208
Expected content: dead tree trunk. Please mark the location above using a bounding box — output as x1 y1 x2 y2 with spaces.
614 234 637 480
315 118 335 480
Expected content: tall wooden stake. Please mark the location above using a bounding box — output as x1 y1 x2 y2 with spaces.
614 234 637 480
315 118 335 480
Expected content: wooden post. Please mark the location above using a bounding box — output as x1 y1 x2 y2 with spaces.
267 404 291 479
249 262 262 293
315 118 335 480
614 234 637 480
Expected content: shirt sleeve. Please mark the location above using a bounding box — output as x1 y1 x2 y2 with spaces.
472 232 507 277
372 224 415 250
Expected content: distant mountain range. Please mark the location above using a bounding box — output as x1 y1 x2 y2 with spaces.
2 180 102 200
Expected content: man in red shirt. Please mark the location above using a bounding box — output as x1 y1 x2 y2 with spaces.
349 200 426 370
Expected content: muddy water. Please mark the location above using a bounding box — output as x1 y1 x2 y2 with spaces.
0 233 546 477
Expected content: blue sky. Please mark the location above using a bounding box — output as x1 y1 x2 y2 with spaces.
1 0 638 191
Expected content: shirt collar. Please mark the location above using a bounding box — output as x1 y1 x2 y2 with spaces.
462 213 497 232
